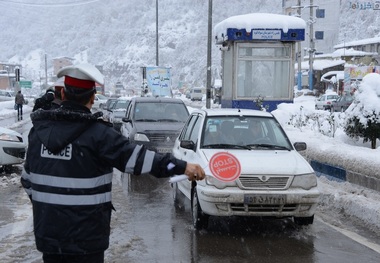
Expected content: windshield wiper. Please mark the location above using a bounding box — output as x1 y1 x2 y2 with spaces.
202 144 252 150
158 119 181 122
135 119 158 122
246 144 291 151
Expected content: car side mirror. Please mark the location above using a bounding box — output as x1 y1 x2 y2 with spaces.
294 142 307 151
122 117 131 123
180 140 196 151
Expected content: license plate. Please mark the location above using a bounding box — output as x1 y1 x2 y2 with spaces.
157 148 172 153
244 194 286 205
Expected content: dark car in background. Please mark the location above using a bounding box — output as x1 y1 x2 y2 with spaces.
330 94 354 112
120 97 189 153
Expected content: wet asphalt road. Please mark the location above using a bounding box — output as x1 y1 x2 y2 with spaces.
1 111 379 262
109 172 380 263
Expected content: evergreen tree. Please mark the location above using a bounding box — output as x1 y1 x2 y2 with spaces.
344 73 380 149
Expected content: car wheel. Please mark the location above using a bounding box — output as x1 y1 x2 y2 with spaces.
192 187 209 230
294 215 314 225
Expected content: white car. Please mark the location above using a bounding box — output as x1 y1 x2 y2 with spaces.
0 127 27 172
0 90 15 102
172 108 320 229
315 93 339 110
93 93 108 110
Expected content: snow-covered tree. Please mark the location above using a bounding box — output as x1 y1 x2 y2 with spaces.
344 73 380 149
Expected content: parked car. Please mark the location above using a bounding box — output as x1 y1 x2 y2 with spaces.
330 94 354 112
0 90 15 102
93 93 108 110
120 97 189 153
315 93 339 110
0 127 27 172
171 108 320 229
108 98 131 132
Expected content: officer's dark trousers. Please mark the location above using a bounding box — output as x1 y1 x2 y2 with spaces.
42 251 104 263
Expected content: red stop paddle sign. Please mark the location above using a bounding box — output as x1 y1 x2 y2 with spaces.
209 152 241 182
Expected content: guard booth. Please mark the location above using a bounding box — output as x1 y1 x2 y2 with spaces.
214 13 306 111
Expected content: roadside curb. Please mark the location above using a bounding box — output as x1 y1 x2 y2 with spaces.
307 159 380 192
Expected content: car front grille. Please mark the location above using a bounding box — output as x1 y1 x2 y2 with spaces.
230 203 297 212
148 133 178 143
238 176 290 190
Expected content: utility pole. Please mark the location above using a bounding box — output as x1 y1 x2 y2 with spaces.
156 0 159 66
206 0 212 109
45 54 48 89
297 0 302 90
308 0 315 91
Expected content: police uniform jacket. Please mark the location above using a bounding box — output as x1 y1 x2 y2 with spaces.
21 101 187 255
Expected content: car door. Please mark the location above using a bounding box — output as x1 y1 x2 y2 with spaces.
174 113 203 199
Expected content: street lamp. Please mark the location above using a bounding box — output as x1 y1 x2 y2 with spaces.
206 0 212 109
308 0 316 91
156 0 159 66
290 1 319 91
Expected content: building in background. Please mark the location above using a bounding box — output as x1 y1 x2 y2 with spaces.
0 63 22 90
283 0 341 54
52 56 74 76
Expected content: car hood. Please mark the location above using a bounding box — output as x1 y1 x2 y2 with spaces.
0 127 23 138
200 149 313 175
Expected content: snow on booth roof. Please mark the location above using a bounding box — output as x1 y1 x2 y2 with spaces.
214 13 306 44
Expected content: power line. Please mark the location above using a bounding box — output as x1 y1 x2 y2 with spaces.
0 0 101 7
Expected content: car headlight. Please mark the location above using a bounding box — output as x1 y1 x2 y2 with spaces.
134 133 150 142
206 175 237 189
0 133 22 142
291 173 317 190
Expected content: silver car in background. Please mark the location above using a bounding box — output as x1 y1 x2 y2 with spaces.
0 127 27 173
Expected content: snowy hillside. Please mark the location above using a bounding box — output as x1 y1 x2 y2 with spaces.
0 0 378 90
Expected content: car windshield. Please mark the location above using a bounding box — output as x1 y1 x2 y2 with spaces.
114 100 130 110
201 116 292 150
96 94 108 100
105 99 117 109
327 95 338 100
134 101 189 122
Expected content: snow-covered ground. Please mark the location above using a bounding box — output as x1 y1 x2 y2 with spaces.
0 96 380 262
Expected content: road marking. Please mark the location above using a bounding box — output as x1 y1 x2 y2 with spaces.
316 216 380 254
